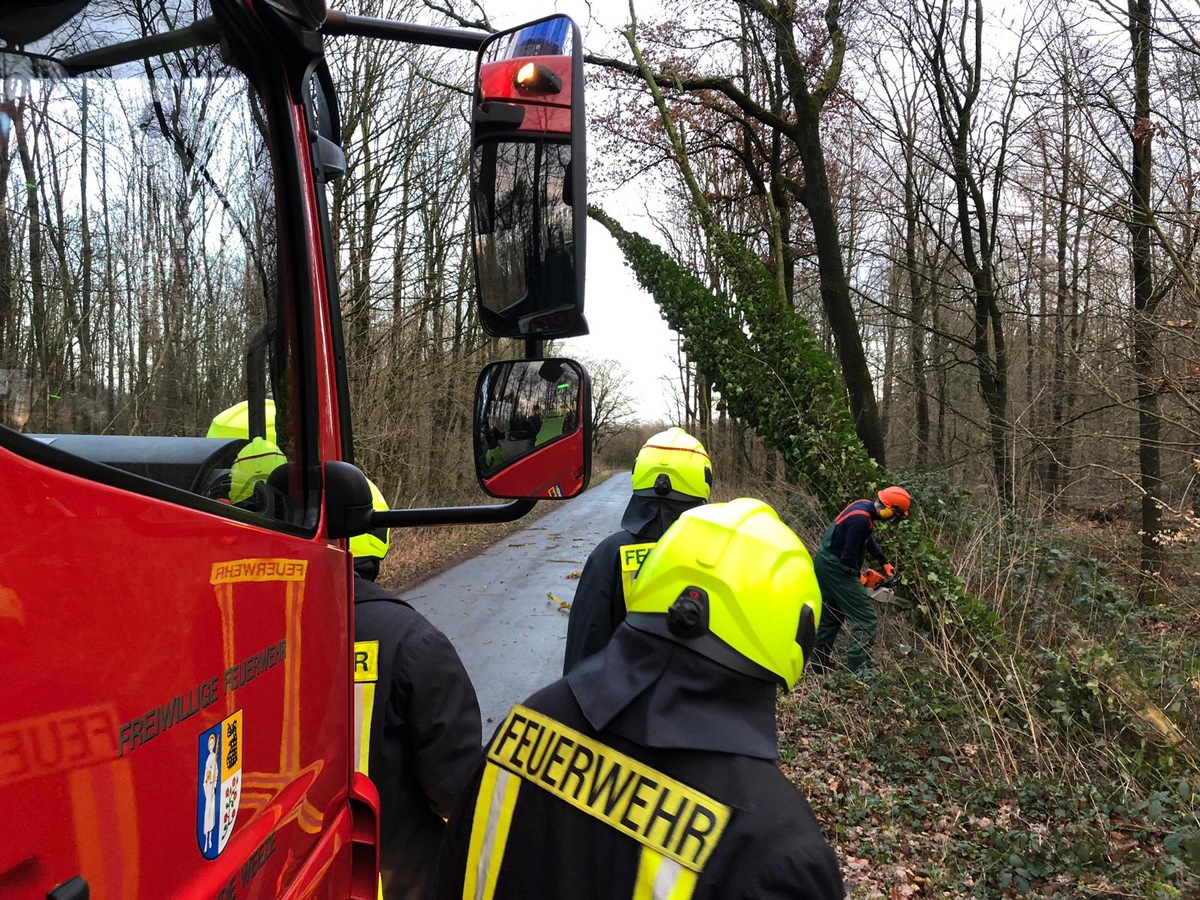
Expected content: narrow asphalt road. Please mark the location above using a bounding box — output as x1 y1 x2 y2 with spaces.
400 472 629 730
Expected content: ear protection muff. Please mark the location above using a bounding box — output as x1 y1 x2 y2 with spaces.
878 504 895 520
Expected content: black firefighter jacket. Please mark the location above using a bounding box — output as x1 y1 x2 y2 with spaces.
562 528 646 675
353 574 483 900
435 627 844 900
562 492 704 675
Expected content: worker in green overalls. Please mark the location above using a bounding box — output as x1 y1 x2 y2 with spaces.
811 486 911 674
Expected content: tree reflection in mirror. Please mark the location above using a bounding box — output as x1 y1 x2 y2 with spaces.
472 140 574 329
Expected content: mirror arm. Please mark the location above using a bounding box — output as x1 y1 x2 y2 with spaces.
524 338 544 359
315 135 346 182
65 16 220 73
372 499 536 528
324 11 488 50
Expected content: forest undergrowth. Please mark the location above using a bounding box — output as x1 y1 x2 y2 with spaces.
777 476 1200 898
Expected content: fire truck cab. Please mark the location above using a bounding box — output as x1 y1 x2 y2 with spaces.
0 2 588 897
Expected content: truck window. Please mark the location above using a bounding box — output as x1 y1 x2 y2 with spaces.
0 6 310 528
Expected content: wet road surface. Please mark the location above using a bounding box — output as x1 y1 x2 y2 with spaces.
400 472 628 730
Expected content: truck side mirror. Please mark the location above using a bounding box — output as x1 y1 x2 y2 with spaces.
470 15 587 339
474 358 591 499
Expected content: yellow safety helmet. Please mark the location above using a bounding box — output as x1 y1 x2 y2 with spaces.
631 427 712 502
207 399 277 446
349 479 391 560
229 436 287 504
209 400 284 504
624 498 821 689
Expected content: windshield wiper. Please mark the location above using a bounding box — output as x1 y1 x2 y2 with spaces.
63 16 219 74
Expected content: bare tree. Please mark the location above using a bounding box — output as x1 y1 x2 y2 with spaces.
913 0 1026 504
579 356 637 453
1127 0 1167 598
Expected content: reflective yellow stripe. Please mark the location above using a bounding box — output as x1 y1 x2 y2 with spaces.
462 763 522 900
488 706 730 873
619 542 656 601
354 682 375 775
462 764 498 900
633 849 658 900
353 641 379 776
482 767 521 899
633 848 698 900
670 867 698 898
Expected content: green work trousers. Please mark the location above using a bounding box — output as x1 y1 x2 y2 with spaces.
812 548 878 673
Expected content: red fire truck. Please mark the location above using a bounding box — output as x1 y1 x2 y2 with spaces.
0 2 588 897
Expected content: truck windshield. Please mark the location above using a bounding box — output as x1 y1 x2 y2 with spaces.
0 2 304 521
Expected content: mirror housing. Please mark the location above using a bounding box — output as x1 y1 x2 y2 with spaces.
475 358 591 499
325 460 374 539
470 15 587 339
315 135 346 183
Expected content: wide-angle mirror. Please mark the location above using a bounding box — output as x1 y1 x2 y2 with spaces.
471 15 587 339
475 358 591 499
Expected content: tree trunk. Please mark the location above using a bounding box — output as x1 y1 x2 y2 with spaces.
794 113 887 465
15 102 49 423
1129 0 1163 603
927 0 1014 504
1046 78 1072 504
904 158 931 457
769 0 886 464
80 80 94 400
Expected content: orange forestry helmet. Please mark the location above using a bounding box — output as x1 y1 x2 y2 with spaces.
877 486 912 520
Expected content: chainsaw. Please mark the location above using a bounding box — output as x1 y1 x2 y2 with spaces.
860 563 898 590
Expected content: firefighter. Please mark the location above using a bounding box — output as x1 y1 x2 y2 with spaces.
352 479 484 900
811 485 912 674
562 426 712 674
433 498 843 900
207 400 286 505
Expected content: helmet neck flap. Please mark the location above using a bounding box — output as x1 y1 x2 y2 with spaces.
566 625 779 760
353 556 381 583
619 492 707 540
